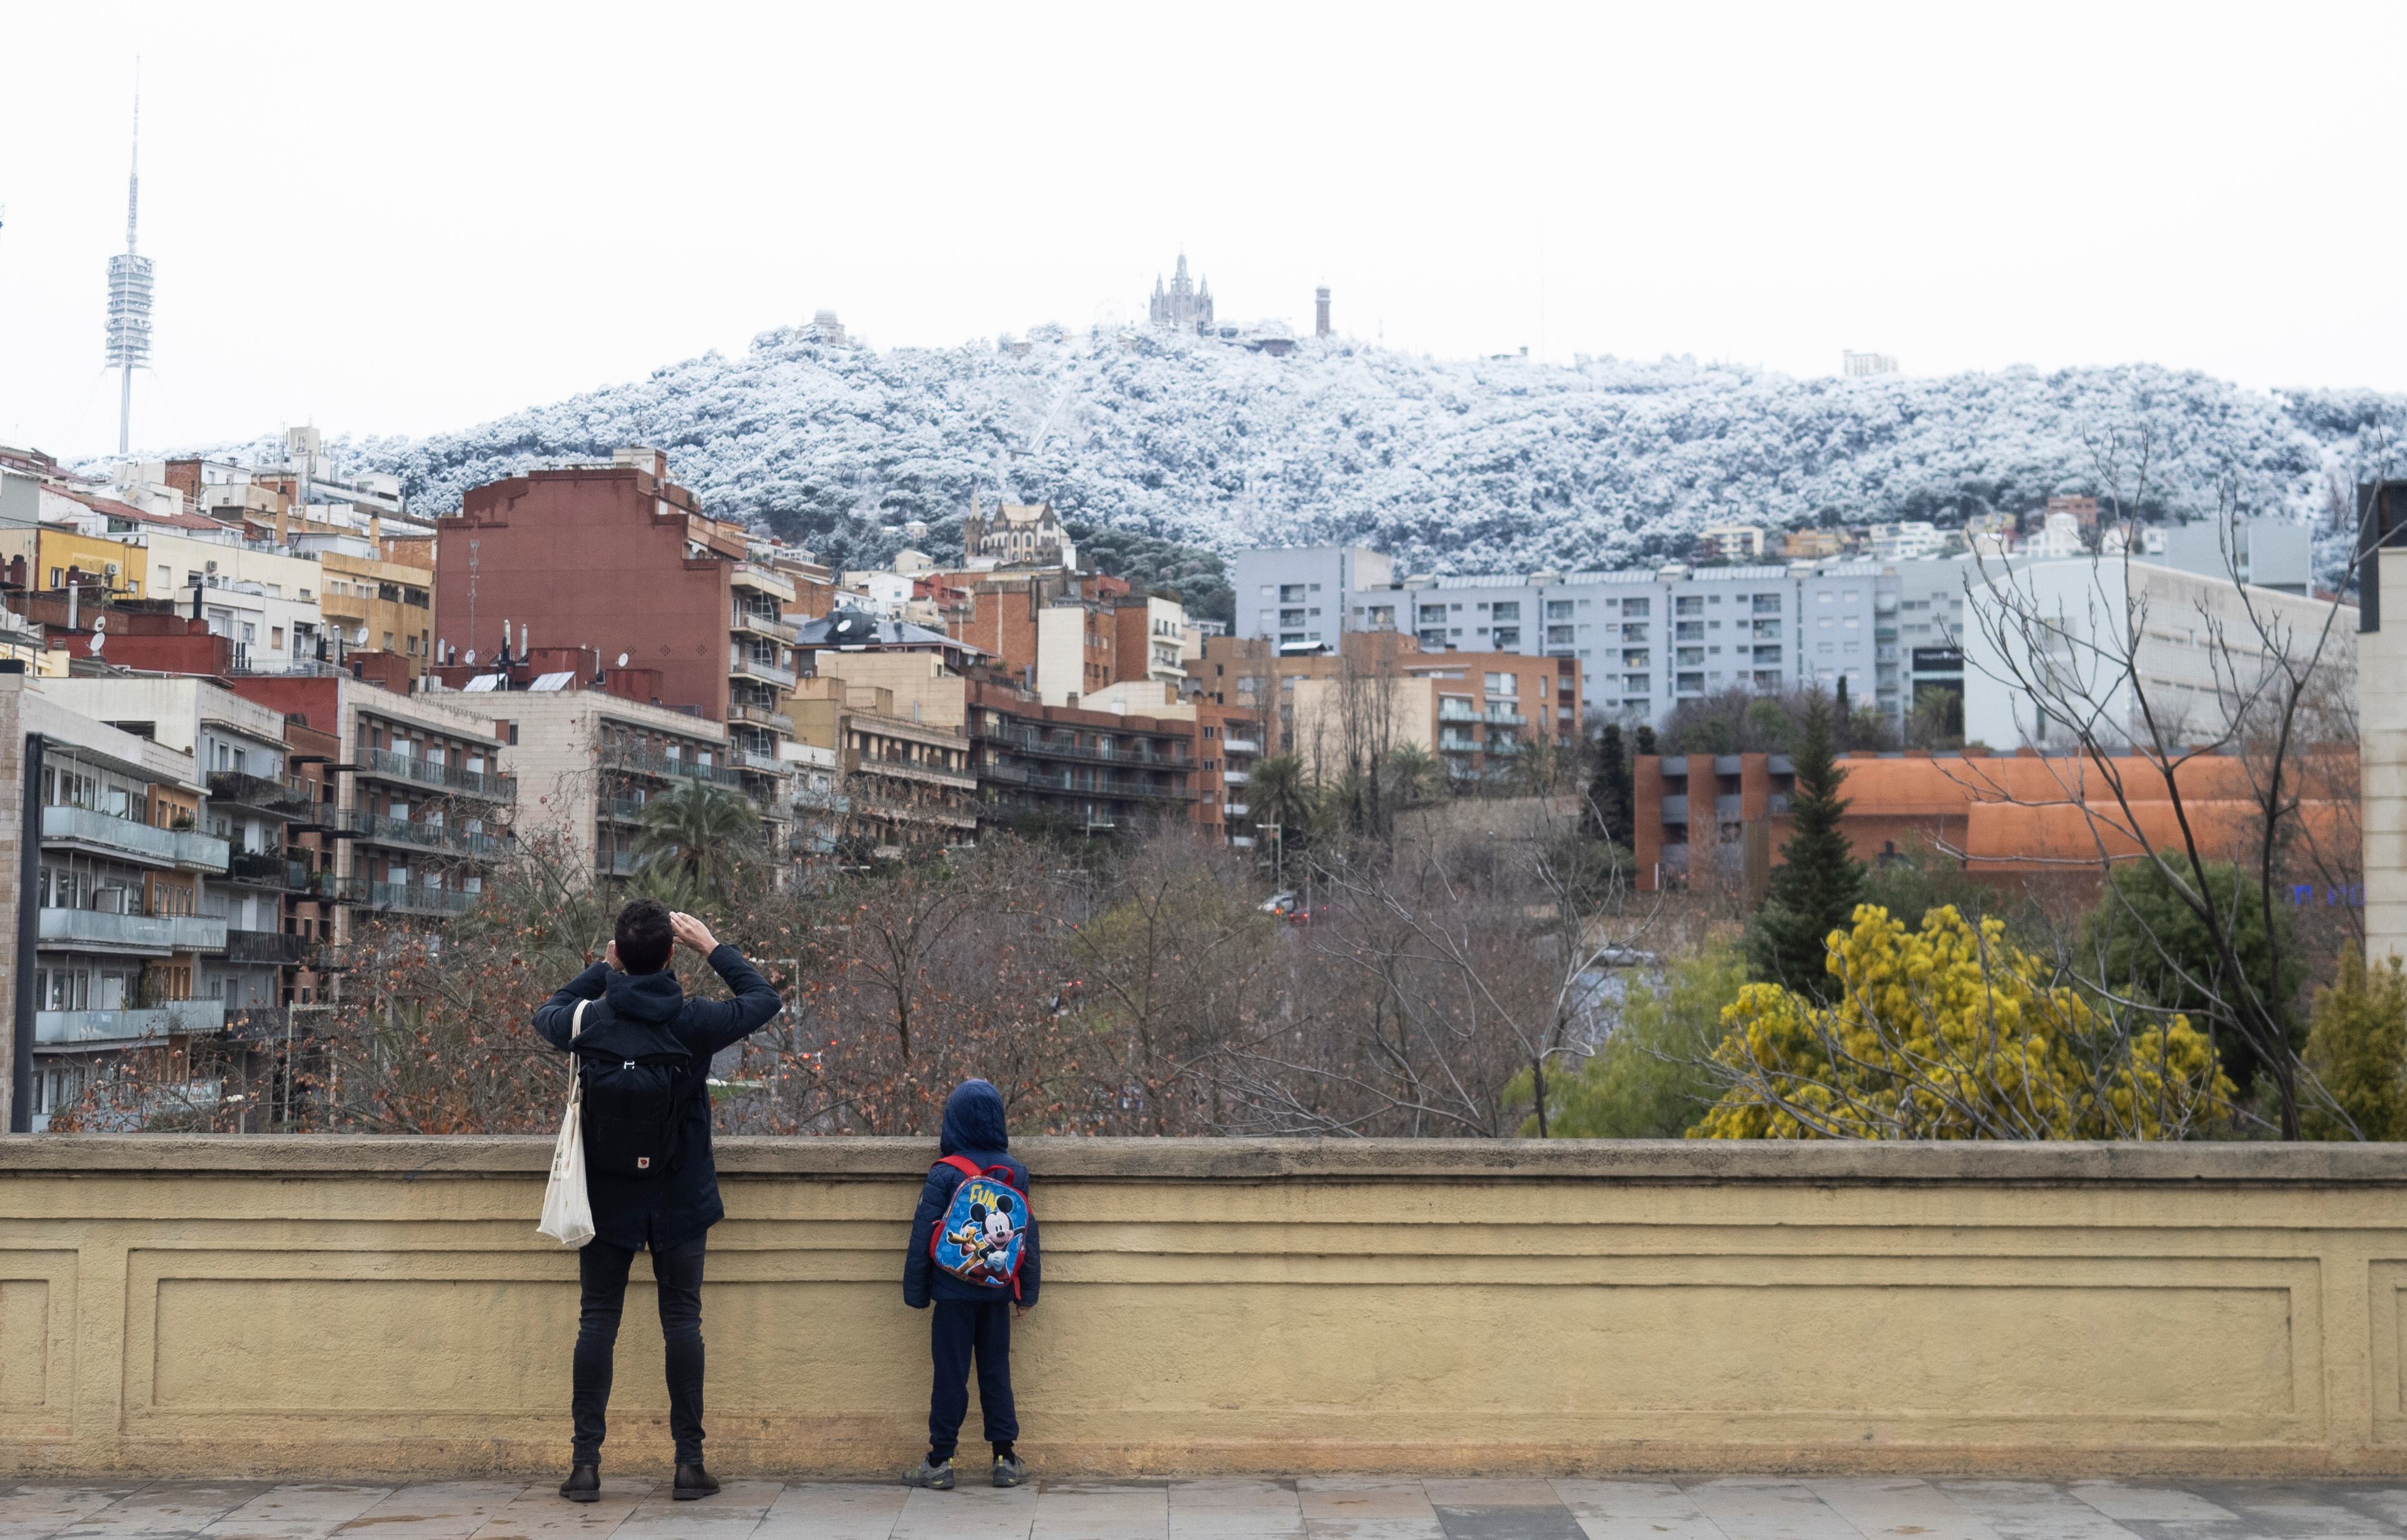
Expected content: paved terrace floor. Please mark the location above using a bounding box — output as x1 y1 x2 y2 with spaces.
15 1477 2407 1540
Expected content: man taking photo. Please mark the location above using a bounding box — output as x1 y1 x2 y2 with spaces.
533 900 784 1503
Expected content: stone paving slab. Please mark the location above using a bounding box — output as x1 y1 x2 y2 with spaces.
16 1479 2407 1540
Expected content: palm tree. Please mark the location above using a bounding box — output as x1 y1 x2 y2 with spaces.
1246 754 1316 887
1385 743 1441 807
633 779 760 902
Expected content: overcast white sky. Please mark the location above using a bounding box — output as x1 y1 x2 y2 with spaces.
1 1 2398 460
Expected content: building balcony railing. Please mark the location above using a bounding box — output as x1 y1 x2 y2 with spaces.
169 915 229 952
850 753 977 792
345 809 506 859
367 883 477 917
988 728 1193 769
849 792 979 830
352 747 515 803
41 805 230 872
1223 768 1249 787
977 760 1031 785
730 655 797 690
206 770 316 819
1017 771 1195 803
737 748 788 775
39 907 174 951
35 999 226 1047
730 703 793 733
227 850 315 890
598 743 744 789
1482 708 1526 726
1224 802 1250 818
598 797 647 824
1437 734 1481 753
224 928 312 967
1222 738 1262 755
1437 705 1481 723
310 872 370 906
732 611 800 643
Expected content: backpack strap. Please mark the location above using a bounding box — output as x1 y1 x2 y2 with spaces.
935 1154 984 1182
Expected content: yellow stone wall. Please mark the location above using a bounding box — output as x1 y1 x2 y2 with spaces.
6 1136 2407 1478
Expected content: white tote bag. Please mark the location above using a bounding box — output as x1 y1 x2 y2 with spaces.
537 999 596 1249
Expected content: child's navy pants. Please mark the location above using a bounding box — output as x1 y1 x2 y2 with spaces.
928 1297 1017 1460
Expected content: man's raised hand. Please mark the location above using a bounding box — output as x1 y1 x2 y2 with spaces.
669 912 720 955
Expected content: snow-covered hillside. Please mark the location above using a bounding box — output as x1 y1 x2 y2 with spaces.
251 328 2407 577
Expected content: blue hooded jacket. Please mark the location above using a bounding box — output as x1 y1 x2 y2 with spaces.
904 1079 1041 1308
535 943 783 1252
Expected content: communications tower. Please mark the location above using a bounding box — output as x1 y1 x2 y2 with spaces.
104 84 154 456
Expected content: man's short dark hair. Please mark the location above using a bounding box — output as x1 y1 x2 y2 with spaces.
615 898 675 975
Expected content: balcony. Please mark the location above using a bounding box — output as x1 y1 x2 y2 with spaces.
1224 802 1251 818
730 563 796 600
206 771 315 819
977 760 1031 785
1223 737 1262 755
731 703 793 734
38 907 174 952
730 653 797 690
1223 768 1249 787
367 883 477 917
849 753 977 793
1663 794 1690 823
599 743 744 788
1481 708 1526 726
353 747 515 803
310 872 370 906
228 850 313 890
346 810 506 860
737 749 788 775
732 610 800 643
34 999 226 1046
224 929 311 967
41 805 230 872
598 797 647 823
992 729 1193 770
1437 734 1481 753
169 915 229 952
1437 704 1481 723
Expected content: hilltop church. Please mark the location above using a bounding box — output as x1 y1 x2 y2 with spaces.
1149 253 1214 334
963 496 1076 570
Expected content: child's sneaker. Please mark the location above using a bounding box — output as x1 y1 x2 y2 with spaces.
904 1457 955 1490
992 1454 1028 1488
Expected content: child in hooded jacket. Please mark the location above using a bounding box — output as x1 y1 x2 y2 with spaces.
902 1079 1041 1489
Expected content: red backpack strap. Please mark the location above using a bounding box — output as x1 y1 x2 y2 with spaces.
936 1155 984 1181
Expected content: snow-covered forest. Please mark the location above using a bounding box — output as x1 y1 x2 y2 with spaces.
231 326 2407 581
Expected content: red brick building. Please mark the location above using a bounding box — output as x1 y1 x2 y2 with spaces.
434 450 784 728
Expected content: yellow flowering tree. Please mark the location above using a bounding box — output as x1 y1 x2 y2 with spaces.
1691 903 2233 1140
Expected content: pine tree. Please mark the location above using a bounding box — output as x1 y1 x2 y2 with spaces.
1588 723 1634 846
1745 692 1864 1000
1633 723 1658 757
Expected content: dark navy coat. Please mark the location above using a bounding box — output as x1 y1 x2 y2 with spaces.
904 1080 1042 1308
535 944 784 1252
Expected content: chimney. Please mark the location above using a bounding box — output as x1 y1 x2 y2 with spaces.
1315 286 1331 339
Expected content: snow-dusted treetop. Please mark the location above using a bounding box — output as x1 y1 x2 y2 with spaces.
206 327 2407 578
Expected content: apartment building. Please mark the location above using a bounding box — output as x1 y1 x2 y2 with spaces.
434 448 799 727
138 531 328 672
1232 545 1392 648
228 676 512 929
18 681 231 1129
1201 632 1583 760
787 676 977 850
462 667 749 882
43 676 324 1020
1111 594 1190 692
966 680 1195 837
1698 525 1767 561
318 545 435 671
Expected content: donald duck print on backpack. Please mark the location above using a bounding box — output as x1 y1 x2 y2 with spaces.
928 1154 1030 1294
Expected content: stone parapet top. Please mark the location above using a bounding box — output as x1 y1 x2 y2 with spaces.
7 1134 2407 1185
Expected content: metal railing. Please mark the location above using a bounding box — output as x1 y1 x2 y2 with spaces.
352 747 515 802
989 728 1193 769
225 929 311 967
343 809 505 859
730 654 797 690
228 850 315 890
206 770 316 818
1222 738 1262 755
598 743 744 788
38 907 175 949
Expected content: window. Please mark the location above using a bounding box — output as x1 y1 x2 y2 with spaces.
1676 620 1704 640
271 627 285 649
1547 626 1574 645
1492 627 1520 648
1677 647 1705 665
1491 601 1520 622
1622 623 1649 642
1418 605 1448 625
1675 596 1703 616
1546 600 1574 619
1279 585 1306 603
1485 672 1516 696
1754 595 1782 615
1622 649 1651 668
1622 598 1650 618
1677 672 1705 693
1622 674 1652 694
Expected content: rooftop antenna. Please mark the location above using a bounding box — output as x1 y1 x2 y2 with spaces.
104 62 154 458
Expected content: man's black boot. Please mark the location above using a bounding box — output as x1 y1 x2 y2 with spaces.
674 1462 721 1501
559 1464 600 1503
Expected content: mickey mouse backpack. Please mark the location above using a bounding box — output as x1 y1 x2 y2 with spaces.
928 1155 1031 1296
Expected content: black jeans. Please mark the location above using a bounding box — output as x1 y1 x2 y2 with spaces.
928 1298 1017 1461
572 1236 706 1465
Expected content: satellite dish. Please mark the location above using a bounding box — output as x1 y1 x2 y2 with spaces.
617 653 628 668
91 613 108 632
465 648 477 665
88 632 105 655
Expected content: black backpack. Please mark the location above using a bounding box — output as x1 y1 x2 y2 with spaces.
570 997 692 1179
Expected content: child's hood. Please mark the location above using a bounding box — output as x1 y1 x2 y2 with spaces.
939 1079 1009 1155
